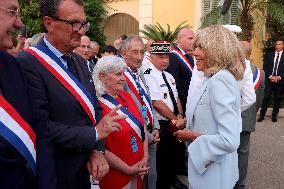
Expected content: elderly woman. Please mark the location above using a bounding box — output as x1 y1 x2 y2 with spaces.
174 25 245 189
92 56 148 189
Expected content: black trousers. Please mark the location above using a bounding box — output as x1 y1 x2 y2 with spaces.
234 131 251 189
259 81 284 117
156 120 187 189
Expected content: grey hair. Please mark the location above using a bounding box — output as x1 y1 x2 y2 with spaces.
92 56 127 97
120 35 143 51
90 41 99 48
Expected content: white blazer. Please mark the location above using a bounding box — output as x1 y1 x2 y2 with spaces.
186 69 241 189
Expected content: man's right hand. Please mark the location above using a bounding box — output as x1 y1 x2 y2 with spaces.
96 105 126 140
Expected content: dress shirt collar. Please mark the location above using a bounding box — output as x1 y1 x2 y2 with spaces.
275 50 283 57
148 61 162 74
44 36 68 68
43 36 64 59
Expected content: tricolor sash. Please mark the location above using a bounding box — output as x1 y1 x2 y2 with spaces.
171 50 193 72
253 67 263 91
25 45 96 126
0 96 36 174
99 94 145 141
124 69 153 125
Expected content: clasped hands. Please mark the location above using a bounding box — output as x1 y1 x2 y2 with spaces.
127 156 149 176
171 114 186 130
270 75 281 83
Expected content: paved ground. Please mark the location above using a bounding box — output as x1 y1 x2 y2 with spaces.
246 109 284 189
92 109 284 189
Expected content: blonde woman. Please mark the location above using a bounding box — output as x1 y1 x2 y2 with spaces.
174 25 245 189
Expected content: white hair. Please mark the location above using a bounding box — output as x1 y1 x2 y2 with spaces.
92 56 127 97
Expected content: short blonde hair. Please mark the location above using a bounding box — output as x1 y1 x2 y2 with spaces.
92 56 127 96
193 25 245 80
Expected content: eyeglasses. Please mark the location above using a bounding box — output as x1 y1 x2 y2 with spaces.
50 16 90 32
0 7 20 19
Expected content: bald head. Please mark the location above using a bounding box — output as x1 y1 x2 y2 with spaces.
240 41 252 59
79 35 91 59
177 28 194 52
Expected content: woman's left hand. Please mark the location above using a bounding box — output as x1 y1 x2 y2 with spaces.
173 128 201 141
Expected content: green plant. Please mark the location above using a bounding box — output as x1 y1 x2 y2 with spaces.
139 21 190 42
19 0 107 46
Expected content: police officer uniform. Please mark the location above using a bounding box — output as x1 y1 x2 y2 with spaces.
144 63 178 121
143 42 187 189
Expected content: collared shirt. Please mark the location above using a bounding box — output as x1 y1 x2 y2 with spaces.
144 63 178 121
141 51 151 73
238 59 256 112
43 37 68 68
273 50 283 75
186 59 206 116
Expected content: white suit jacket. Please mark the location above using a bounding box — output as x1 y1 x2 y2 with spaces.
186 70 240 189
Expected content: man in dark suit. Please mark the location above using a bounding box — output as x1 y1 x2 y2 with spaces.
16 0 123 188
0 1 40 188
258 39 284 122
166 28 194 114
165 28 194 188
234 41 265 189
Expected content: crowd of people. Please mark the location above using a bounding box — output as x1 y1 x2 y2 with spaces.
3 0 284 189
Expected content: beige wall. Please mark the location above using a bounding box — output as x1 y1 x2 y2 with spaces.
105 0 139 19
103 0 264 66
152 0 201 31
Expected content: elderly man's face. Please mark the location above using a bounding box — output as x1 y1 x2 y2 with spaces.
45 0 87 53
150 54 169 71
79 36 91 59
124 40 144 71
0 0 23 50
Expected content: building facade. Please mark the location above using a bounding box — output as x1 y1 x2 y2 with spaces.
102 0 264 67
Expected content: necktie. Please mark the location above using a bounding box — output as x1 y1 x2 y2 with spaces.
88 60 95 73
62 54 79 79
273 52 280 76
162 72 178 115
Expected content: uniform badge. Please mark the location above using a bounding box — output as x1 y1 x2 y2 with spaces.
164 93 167 99
144 68 152 74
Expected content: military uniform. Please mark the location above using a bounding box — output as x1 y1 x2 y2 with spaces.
144 61 186 189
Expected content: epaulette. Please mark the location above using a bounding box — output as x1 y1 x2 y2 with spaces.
144 68 152 74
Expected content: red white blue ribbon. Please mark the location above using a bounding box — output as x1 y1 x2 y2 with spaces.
124 69 153 125
0 96 36 174
99 94 145 141
25 45 96 126
253 67 263 91
171 50 193 72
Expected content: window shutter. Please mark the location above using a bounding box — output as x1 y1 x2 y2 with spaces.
230 0 239 24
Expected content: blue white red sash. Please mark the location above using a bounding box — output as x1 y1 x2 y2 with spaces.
26 45 96 125
253 67 263 91
171 50 193 72
0 96 36 174
99 94 145 141
124 69 153 125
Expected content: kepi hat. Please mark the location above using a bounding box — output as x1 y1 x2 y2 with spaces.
150 41 171 54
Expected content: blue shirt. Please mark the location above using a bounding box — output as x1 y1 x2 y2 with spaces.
43 37 68 68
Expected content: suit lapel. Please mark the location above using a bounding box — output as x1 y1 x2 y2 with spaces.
186 80 208 128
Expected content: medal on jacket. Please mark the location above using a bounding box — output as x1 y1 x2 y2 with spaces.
141 105 148 119
130 132 138 152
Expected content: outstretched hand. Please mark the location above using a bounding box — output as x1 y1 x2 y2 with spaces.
96 105 126 140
